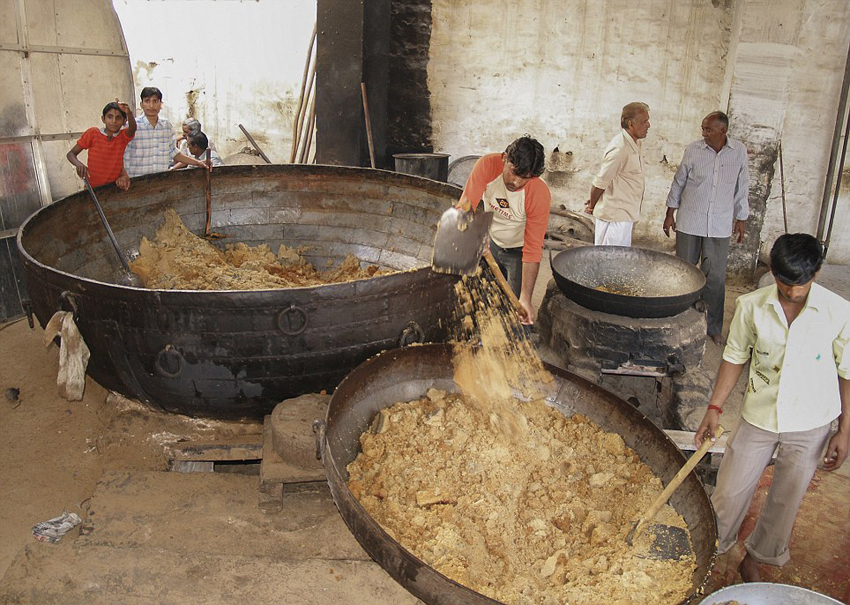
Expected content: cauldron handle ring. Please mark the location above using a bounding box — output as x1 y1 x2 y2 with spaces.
59 290 80 320
398 321 424 347
312 419 326 461
155 345 184 378
277 304 308 336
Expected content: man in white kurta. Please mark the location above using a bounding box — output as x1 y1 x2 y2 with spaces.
584 102 649 246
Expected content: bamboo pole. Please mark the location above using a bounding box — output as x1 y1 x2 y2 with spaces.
296 69 316 163
360 82 376 168
299 97 317 164
290 23 317 163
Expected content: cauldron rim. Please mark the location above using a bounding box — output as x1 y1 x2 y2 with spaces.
17 164 458 294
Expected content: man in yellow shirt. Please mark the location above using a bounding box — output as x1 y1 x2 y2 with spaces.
695 233 849 582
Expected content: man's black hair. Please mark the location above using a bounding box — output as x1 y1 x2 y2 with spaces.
140 86 163 101
770 233 823 285
707 111 729 129
102 101 125 118
188 131 209 151
505 136 545 178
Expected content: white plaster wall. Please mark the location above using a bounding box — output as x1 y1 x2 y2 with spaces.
428 0 734 248
428 0 850 260
757 0 850 263
112 0 316 163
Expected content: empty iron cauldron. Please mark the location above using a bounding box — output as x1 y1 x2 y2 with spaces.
18 165 460 419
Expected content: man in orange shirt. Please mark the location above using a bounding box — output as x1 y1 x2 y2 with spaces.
459 137 550 324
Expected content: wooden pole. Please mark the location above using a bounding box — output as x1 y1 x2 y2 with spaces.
204 148 212 237
299 96 317 164
290 24 317 163
360 82 376 169
296 73 316 163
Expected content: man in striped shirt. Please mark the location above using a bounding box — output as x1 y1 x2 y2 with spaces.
664 111 749 345
123 87 208 177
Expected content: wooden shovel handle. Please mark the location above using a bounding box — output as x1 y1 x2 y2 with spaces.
204 150 212 238
482 248 528 322
632 425 724 540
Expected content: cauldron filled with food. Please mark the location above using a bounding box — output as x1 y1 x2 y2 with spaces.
319 344 717 604
550 246 706 318
18 165 459 419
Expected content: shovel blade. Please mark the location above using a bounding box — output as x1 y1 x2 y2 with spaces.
431 207 493 276
630 523 692 561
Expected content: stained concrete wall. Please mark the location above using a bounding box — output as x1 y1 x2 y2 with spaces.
427 0 850 268
112 0 316 163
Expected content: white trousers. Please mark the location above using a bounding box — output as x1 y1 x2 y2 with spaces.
594 219 633 246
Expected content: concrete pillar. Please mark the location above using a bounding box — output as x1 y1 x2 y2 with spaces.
724 0 810 278
316 0 390 168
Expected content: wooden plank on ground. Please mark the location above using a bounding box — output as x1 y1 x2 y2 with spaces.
165 435 264 461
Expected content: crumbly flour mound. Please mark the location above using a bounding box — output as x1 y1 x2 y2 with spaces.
129 209 390 289
347 395 695 605
347 270 696 605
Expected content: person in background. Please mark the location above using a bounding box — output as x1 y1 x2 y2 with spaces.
584 102 650 246
173 117 218 169
695 233 848 583
123 86 208 177
66 99 136 190
664 111 749 345
176 117 202 155
458 136 550 324
186 132 224 168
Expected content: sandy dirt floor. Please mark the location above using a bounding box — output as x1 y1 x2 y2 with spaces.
0 318 420 605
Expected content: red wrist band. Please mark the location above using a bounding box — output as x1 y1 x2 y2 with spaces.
708 404 723 414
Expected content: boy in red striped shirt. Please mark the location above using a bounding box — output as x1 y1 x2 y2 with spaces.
67 99 137 190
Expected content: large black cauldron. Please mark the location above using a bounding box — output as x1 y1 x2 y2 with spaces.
320 344 717 604
18 165 459 419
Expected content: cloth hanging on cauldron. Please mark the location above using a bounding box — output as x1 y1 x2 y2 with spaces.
43 311 90 401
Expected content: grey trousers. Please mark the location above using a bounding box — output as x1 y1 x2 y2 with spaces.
675 232 730 336
712 419 832 566
489 241 523 296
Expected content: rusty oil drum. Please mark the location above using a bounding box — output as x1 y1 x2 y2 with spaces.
17 165 460 419
318 344 718 604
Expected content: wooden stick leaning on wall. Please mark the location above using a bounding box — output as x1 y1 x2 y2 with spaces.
297 91 316 164
295 43 317 164
360 82 376 169
292 61 316 163
290 23 317 163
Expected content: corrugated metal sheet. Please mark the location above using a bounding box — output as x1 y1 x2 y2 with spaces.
0 0 133 321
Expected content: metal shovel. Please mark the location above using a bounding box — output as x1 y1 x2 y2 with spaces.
431 201 494 276
83 177 144 288
431 201 530 323
625 425 724 560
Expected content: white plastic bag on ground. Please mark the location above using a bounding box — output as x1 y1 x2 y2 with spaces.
43 311 90 401
32 511 82 543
